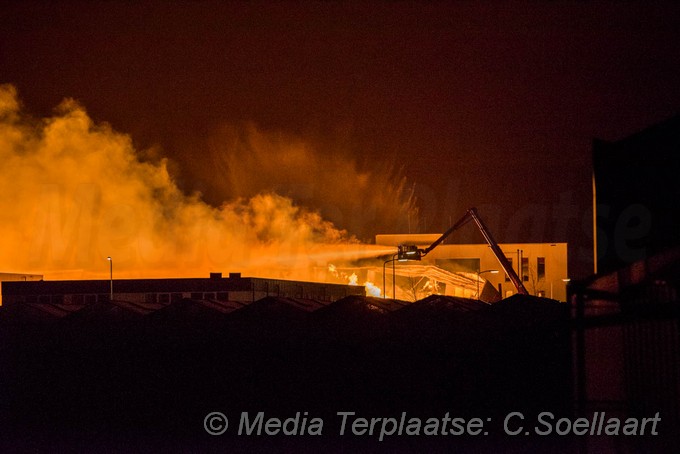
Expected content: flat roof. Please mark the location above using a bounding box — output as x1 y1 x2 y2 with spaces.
1 275 361 296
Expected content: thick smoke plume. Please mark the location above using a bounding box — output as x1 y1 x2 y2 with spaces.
206 123 419 241
0 85 393 280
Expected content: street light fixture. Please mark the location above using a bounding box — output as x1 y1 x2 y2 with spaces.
107 256 113 301
476 269 499 300
550 278 570 300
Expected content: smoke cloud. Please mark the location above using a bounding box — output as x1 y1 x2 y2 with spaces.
205 123 419 241
0 84 394 280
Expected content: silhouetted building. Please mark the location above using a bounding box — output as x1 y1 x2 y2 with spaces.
574 115 680 451
0 281 574 452
0 272 364 308
570 247 680 453
0 272 43 306
593 114 680 275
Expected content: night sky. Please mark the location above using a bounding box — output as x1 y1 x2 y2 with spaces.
3 1 680 279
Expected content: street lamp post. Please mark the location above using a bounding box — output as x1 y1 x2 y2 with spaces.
476 269 499 300
551 278 570 301
383 254 398 299
107 256 113 301
383 246 423 300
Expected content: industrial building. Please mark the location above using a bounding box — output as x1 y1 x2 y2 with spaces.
570 246 680 452
0 286 571 451
592 113 680 275
375 234 569 301
0 272 364 309
570 114 680 452
0 272 43 306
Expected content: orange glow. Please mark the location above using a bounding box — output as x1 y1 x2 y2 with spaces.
329 264 384 297
207 123 419 240
0 85 396 283
329 263 481 301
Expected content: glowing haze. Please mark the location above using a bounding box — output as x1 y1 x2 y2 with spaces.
205 123 419 241
0 85 396 280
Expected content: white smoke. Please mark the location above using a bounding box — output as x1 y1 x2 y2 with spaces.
0 84 391 280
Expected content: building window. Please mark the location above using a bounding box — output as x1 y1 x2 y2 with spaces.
191 292 203 300
71 294 84 305
522 257 529 282
204 292 215 300
505 258 513 282
537 257 546 280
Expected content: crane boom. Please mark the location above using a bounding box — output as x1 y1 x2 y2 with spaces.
415 207 528 295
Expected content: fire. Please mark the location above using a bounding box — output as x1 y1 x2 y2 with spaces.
422 278 441 295
328 262 481 301
0 84 395 281
328 264 382 297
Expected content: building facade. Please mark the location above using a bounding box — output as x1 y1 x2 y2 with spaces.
592 113 680 275
376 235 569 301
0 272 44 306
1 272 364 308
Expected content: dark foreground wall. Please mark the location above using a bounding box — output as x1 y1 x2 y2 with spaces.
593 113 680 275
1 295 575 452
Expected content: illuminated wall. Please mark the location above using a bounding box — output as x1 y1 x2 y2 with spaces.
376 235 569 301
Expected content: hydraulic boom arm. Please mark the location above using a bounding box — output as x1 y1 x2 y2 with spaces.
414 207 528 295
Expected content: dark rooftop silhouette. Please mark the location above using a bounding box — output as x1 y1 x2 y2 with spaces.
0 286 590 452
